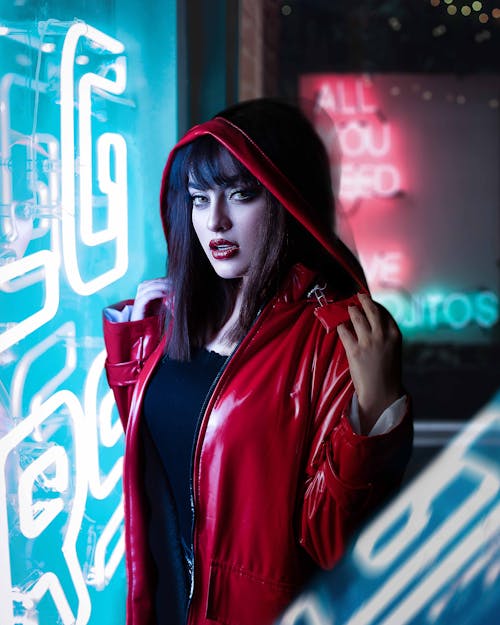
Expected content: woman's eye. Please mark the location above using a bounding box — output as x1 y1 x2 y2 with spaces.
14 203 33 220
191 194 208 207
229 188 259 202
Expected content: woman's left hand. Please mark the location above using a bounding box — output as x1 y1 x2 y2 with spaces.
337 293 404 435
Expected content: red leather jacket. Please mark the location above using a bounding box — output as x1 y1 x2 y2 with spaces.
103 117 413 625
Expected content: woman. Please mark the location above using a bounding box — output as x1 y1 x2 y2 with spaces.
103 99 413 625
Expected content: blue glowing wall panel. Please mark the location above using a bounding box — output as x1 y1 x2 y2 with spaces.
0 4 177 624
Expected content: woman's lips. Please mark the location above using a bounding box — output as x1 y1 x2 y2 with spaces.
0 248 17 264
209 238 239 260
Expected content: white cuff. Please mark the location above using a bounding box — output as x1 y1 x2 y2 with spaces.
349 393 407 436
103 304 133 323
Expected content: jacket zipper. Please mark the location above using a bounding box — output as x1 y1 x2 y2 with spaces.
185 299 272 618
186 349 232 602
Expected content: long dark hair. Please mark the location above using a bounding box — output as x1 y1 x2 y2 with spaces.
162 99 359 360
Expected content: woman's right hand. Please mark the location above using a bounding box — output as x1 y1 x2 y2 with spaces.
130 278 170 321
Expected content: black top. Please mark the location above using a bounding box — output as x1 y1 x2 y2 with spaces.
143 348 226 544
141 348 226 624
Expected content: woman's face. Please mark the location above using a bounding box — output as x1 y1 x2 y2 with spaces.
0 203 35 264
189 175 267 281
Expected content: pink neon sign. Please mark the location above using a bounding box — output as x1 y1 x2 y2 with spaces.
302 75 405 204
300 74 407 291
299 73 499 339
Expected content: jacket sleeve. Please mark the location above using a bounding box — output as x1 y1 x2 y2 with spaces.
102 299 164 430
299 304 413 570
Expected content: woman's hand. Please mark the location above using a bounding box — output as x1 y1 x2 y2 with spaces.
130 278 170 321
337 293 404 435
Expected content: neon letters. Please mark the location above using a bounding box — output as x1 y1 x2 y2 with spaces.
314 77 404 202
0 20 128 625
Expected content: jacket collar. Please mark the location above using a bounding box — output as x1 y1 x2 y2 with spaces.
278 263 318 303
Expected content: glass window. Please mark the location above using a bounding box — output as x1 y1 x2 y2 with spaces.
0 2 178 623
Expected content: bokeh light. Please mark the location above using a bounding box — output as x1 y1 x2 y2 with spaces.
432 24 447 35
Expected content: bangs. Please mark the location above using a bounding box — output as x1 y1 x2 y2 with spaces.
186 136 258 189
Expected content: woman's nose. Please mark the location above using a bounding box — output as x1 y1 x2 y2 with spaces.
207 196 231 232
0 216 17 243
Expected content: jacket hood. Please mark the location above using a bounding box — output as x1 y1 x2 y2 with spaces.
159 115 368 293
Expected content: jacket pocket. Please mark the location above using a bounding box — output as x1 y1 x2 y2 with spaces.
206 560 297 625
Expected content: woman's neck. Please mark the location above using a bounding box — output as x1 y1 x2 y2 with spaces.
204 284 244 356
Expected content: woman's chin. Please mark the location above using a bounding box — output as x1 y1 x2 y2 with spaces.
209 261 248 281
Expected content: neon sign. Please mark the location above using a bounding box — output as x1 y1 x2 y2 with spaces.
377 289 498 333
0 18 132 625
0 3 178 621
360 250 405 288
314 77 404 202
60 23 129 296
300 73 499 340
0 250 59 353
276 393 500 625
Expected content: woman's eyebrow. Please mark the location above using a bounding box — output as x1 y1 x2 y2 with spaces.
188 175 253 190
221 175 258 187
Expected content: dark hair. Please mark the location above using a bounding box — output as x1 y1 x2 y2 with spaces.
163 98 358 360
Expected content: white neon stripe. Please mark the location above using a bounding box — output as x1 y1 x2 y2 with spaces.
56 389 92 625
0 391 86 624
78 60 126 245
10 321 76 421
413 421 466 432
0 250 59 353
355 455 498 576
427 541 500 622
280 591 332 625
0 74 14 206
98 392 122 447
380 502 500 625
348 404 500 625
92 499 125 587
0 73 51 205
104 532 125 584
0 131 62 293
60 23 128 295
97 132 128 241
32 132 61 228
83 350 124 500
25 572 75 625
0 259 46 294
18 445 69 538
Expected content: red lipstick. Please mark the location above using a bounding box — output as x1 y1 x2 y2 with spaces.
209 238 239 260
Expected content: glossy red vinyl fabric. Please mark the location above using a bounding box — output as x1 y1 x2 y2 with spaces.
103 118 413 625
